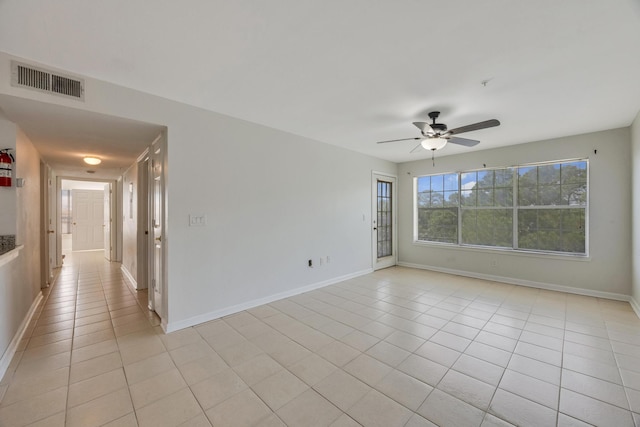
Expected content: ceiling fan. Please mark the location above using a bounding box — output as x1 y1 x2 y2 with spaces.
376 111 500 154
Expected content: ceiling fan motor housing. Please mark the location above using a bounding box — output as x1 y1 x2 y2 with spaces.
426 111 447 135
429 123 447 133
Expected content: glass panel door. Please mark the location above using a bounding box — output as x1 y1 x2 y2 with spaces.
372 173 396 270
377 180 392 258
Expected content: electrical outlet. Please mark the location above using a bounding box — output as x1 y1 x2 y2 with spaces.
319 257 323 266
490 259 498 268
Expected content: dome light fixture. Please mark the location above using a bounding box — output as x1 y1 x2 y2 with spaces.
83 156 102 165
420 138 448 151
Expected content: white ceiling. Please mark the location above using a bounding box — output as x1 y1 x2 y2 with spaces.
0 1 639 164
0 95 164 179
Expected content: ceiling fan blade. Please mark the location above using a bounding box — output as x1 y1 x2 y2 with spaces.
447 119 500 135
376 137 421 144
413 122 434 134
410 141 424 153
447 137 480 147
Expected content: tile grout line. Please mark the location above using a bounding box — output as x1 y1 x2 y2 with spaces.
63 266 80 427
555 296 567 426
607 310 640 424
97 264 138 425
470 284 532 427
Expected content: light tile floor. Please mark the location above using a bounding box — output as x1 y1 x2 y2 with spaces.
2 251 640 426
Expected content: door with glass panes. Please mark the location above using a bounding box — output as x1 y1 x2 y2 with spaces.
372 173 397 269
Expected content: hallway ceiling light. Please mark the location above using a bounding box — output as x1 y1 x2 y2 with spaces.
83 156 101 165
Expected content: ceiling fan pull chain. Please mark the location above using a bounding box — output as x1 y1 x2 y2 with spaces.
432 150 435 167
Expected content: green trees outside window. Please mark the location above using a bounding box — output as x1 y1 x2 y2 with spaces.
460 169 514 248
517 161 587 253
415 160 587 255
417 174 459 243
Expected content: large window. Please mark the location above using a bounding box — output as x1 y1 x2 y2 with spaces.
415 160 588 255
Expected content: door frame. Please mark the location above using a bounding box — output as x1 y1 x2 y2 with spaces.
371 171 398 270
146 132 166 322
136 149 150 291
135 132 167 324
104 183 111 261
57 177 120 261
70 189 106 251
40 161 55 287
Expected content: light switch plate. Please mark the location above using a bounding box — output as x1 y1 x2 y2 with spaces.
189 214 207 227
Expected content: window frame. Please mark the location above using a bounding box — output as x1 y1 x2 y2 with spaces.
413 158 589 257
459 167 515 249
414 173 460 244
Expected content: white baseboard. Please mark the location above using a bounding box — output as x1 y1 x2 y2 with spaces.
164 268 373 333
398 262 632 302
0 291 43 381
120 265 138 293
630 297 640 319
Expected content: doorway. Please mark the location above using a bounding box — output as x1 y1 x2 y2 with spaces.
128 134 166 317
147 135 165 318
60 179 115 259
372 172 397 270
40 162 56 288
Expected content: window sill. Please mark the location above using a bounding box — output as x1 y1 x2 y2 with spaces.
0 245 23 268
411 240 590 262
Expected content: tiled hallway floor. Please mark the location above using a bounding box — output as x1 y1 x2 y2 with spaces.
2 252 640 426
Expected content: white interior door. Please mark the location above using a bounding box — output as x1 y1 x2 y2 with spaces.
372 173 397 270
149 140 164 316
48 170 56 275
137 155 149 291
72 189 105 251
104 183 111 260
41 163 56 286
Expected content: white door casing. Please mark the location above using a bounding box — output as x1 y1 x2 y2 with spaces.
103 183 111 260
48 170 56 277
372 172 397 270
42 163 56 285
136 153 149 290
149 138 164 317
71 189 105 251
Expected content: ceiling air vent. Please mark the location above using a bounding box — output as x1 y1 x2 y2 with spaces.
10 61 84 101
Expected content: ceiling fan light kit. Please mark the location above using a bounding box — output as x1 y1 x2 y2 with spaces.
421 137 448 151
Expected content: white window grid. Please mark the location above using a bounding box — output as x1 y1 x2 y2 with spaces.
413 159 589 256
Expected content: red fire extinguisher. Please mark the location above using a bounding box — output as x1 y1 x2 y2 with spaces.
0 149 14 187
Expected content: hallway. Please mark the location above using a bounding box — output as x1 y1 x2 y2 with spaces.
3 253 640 426
0 251 159 426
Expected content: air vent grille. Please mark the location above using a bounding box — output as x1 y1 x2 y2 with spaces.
51 74 82 98
11 61 84 101
16 65 50 91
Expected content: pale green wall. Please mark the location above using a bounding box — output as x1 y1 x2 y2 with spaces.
398 128 632 298
631 111 640 308
0 128 41 373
